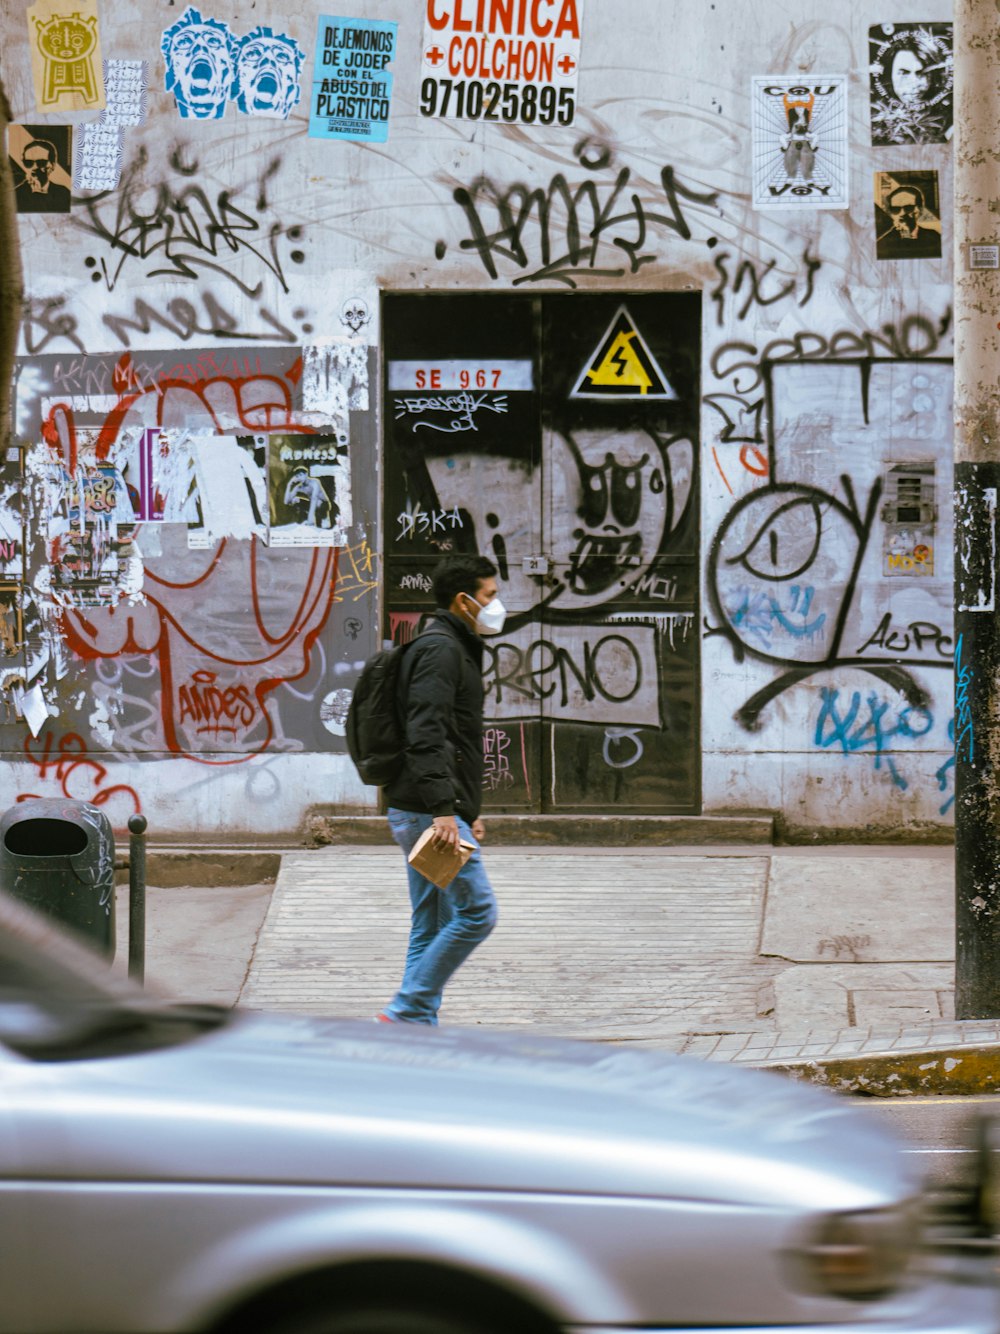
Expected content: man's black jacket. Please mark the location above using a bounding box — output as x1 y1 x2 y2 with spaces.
384 611 485 823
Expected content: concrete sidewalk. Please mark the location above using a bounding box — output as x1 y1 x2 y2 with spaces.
116 842 1000 1095
230 842 1000 1094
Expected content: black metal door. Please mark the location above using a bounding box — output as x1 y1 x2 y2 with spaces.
383 292 699 814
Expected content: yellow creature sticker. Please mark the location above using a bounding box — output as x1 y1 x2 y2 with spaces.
28 1 106 111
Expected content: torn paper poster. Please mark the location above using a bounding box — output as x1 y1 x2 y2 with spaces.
113 425 170 522
28 0 106 112
33 438 142 609
143 430 268 545
302 340 368 418
48 465 141 607
267 432 351 547
0 587 23 661
0 453 25 582
7 683 25 725
146 430 201 525
134 427 163 521
20 681 51 738
186 434 268 548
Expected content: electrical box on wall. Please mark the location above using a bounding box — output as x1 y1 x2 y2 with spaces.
881 463 936 576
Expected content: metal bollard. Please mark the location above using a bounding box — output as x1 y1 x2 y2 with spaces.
127 814 147 984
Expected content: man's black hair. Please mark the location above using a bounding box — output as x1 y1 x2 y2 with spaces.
23 139 57 165
887 184 924 210
432 553 497 609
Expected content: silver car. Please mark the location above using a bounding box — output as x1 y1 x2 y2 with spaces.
0 894 995 1334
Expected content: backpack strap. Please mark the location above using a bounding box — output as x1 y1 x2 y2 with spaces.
396 623 456 709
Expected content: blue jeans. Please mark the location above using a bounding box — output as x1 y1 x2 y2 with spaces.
384 808 498 1024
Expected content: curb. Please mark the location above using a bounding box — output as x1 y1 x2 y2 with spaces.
630 1023 1000 1096
303 813 776 846
113 848 282 888
761 1046 1000 1096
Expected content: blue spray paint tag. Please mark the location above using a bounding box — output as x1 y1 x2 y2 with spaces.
309 15 398 142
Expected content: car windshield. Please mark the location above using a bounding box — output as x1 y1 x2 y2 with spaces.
0 892 230 1061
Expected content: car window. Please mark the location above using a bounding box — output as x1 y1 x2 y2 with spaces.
0 892 229 1061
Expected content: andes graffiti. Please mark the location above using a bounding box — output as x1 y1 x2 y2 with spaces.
10 344 378 775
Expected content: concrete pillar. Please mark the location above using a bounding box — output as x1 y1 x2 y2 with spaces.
954 0 1000 1016
0 77 23 450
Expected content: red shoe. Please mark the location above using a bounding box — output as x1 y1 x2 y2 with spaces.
374 1012 396 1023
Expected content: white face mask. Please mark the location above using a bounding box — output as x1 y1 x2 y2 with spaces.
465 593 507 636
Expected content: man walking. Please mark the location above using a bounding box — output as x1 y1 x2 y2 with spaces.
378 553 503 1025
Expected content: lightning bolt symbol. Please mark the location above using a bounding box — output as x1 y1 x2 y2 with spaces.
610 334 633 378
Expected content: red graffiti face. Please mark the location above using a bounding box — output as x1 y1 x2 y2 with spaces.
50 357 339 764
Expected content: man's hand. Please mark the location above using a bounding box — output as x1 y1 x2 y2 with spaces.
472 818 485 842
431 815 461 849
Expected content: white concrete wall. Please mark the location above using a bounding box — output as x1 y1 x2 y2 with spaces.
2 0 954 836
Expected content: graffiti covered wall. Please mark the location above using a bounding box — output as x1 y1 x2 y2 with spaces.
2 1 954 835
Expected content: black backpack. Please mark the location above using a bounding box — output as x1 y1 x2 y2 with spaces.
345 630 446 786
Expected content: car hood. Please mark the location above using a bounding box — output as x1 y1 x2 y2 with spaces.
11 1013 918 1208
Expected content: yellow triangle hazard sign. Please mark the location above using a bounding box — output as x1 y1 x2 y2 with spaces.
572 306 677 400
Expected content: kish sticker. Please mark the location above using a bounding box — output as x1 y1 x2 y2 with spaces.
751 76 848 210
310 15 398 142
27 0 105 112
162 7 303 121
74 59 148 192
420 0 582 127
869 23 953 145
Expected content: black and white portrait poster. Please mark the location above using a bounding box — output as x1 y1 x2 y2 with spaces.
874 170 942 261
267 432 351 547
7 122 72 214
751 76 848 210
869 23 953 145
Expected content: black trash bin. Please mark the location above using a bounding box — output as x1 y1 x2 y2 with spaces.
0 799 116 960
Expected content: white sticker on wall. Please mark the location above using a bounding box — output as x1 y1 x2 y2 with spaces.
419 0 582 127
751 75 849 210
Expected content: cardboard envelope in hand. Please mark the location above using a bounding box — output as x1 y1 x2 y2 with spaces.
407 826 475 889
